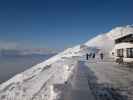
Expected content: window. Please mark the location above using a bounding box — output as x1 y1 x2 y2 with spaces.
117 49 123 57
127 48 133 58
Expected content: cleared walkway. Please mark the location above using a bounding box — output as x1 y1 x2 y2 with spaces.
63 61 95 100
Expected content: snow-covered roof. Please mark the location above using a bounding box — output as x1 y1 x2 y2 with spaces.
107 25 133 40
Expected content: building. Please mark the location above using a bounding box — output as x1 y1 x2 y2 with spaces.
112 34 133 63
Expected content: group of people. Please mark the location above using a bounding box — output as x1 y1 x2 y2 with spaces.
86 52 104 60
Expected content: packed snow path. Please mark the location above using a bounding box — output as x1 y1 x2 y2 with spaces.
61 61 95 100
85 61 131 100
56 59 132 100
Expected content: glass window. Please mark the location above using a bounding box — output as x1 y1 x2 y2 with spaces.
127 48 133 58
117 49 123 57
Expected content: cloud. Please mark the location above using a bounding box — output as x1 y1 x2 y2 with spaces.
0 41 59 56
0 41 19 50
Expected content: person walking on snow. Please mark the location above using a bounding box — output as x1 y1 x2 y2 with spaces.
86 53 89 60
100 53 104 60
92 53 95 59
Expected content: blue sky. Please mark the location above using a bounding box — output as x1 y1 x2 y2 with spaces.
0 0 133 50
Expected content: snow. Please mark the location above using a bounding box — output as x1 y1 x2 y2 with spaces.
107 25 133 40
86 61 133 99
0 25 133 100
85 34 114 52
84 25 133 58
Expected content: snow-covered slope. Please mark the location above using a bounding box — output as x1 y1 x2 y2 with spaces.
0 45 82 100
85 25 133 52
85 34 114 52
0 25 133 100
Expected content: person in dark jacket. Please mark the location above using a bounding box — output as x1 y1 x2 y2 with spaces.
86 53 89 60
92 53 95 58
100 53 104 60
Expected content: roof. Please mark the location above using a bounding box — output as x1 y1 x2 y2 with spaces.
115 34 133 44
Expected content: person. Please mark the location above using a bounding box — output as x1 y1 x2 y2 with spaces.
100 53 104 60
92 53 95 58
86 53 89 60
89 53 92 58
